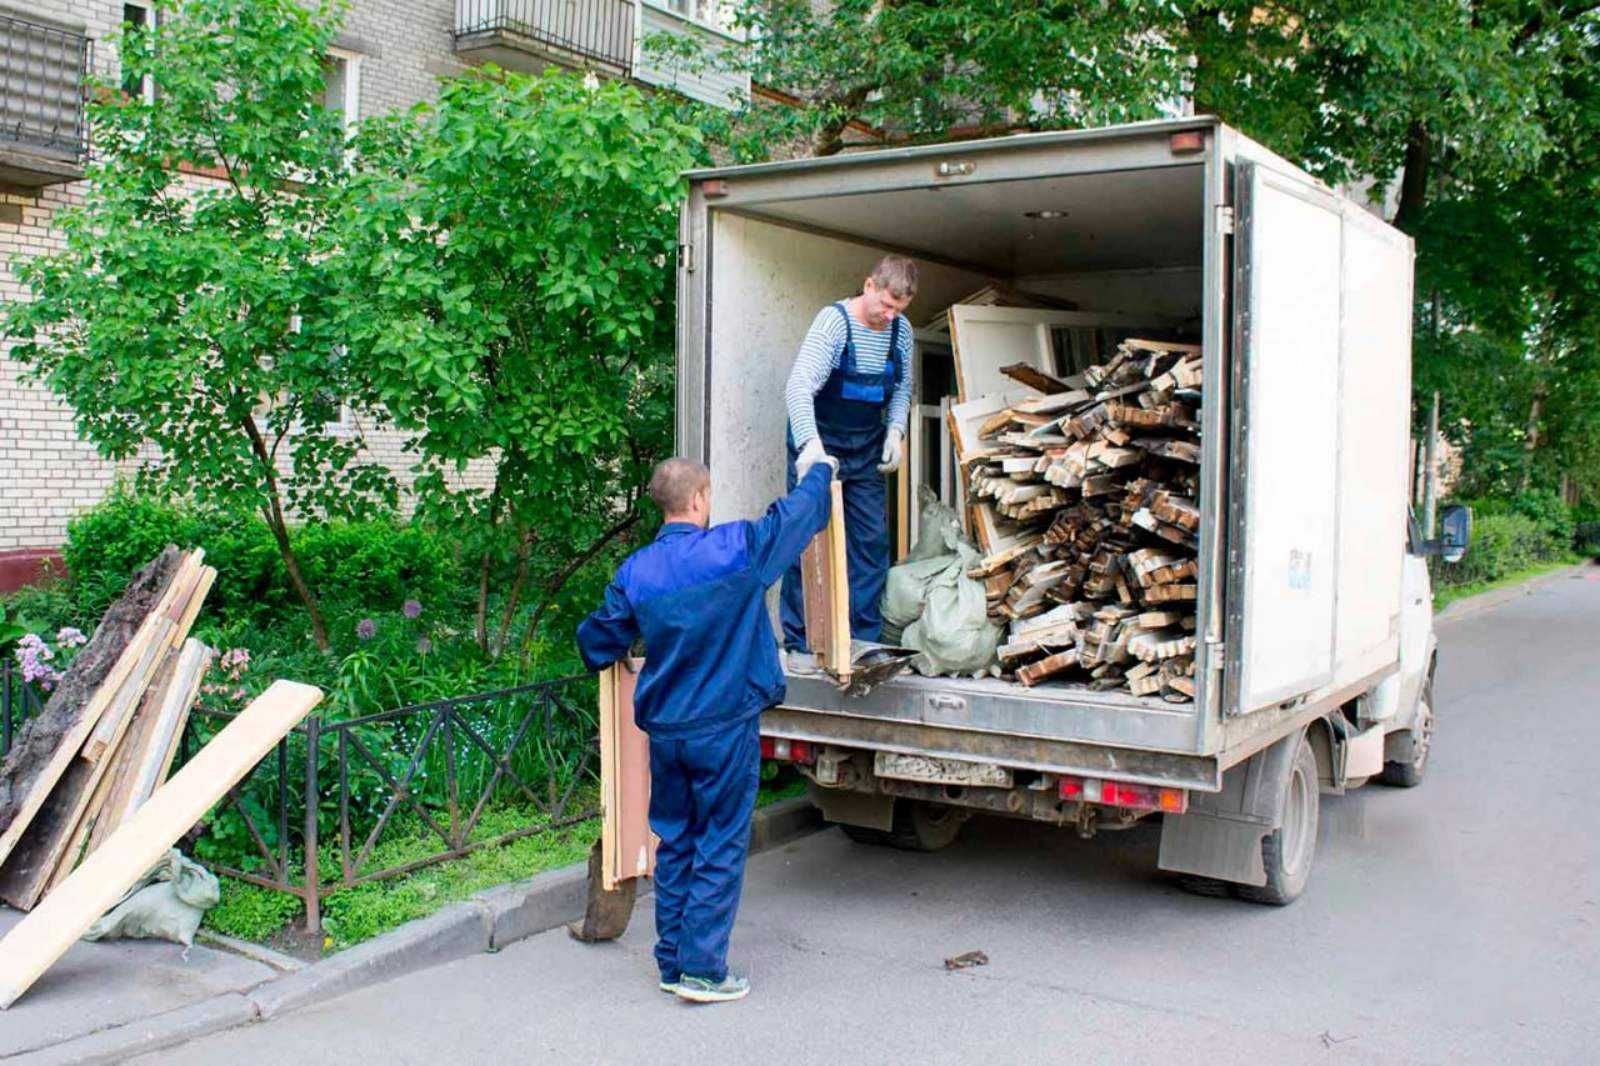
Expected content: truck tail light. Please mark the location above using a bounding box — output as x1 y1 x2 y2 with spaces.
759 737 816 765
1059 775 1187 814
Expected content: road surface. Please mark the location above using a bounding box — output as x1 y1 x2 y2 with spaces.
136 569 1600 1065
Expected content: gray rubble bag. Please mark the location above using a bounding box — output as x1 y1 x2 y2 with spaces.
82 848 221 948
902 541 1003 677
881 487 970 644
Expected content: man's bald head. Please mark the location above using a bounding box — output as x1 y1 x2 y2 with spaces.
650 458 712 525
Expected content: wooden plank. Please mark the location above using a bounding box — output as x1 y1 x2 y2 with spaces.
0 550 184 868
0 680 323 1009
0 619 176 910
800 480 852 679
949 306 1175 403
599 660 655 892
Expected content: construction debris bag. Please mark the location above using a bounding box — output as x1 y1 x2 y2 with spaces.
82 848 220 948
902 542 1002 677
881 488 971 643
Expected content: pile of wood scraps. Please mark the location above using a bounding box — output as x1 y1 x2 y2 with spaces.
0 547 216 911
0 546 323 1009
953 339 1203 702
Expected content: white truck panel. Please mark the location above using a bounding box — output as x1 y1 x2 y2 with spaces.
1235 166 1343 711
1332 206 1414 684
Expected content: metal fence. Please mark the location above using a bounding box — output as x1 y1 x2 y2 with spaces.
455 0 637 75
0 669 600 933
0 12 92 161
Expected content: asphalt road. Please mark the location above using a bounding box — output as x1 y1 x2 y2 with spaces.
137 569 1600 1065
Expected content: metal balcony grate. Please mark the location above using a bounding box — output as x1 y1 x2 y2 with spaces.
455 0 636 76
0 12 92 161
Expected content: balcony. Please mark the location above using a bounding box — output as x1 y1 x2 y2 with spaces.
633 1 749 110
454 0 637 79
0 12 91 188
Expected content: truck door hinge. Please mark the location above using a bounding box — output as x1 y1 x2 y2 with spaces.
1215 205 1235 235
679 241 695 273
1207 642 1226 672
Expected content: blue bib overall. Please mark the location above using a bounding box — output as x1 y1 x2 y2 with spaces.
781 301 902 650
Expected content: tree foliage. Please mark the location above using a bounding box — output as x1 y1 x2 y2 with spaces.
331 70 701 658
710 0 1600 504
1 0 392 650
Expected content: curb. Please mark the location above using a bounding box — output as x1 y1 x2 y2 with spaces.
1434 563 1592 624
46 796 824 1062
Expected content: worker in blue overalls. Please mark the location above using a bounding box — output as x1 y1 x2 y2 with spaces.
577 456 836 1004
780 255 918 670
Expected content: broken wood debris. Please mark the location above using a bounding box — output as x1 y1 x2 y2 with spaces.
956 339 1203 702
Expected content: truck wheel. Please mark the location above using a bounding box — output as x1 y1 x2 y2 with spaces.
1379 679 1434 788
1234 735 1319 906
840 800 967 852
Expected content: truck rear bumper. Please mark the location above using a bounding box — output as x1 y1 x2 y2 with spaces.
762 703 1220 792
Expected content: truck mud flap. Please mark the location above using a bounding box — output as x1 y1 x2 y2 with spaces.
809 784 894 831
1157 727 1304 886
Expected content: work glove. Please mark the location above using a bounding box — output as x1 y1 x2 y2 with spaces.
796 436 833 479
876 425 905 474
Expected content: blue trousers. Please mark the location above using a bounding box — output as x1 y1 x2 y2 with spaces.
648 716 761 983
779 432 889 651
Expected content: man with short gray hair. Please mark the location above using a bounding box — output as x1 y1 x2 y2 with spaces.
577 453 837 1004
780 254 919 668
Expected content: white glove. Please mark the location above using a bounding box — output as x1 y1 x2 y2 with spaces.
876 426 905 473
796 436 833 479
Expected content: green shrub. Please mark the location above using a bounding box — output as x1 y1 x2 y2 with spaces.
1440 511 1569 587
61 491 461 624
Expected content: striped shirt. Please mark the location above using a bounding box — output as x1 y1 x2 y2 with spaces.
785 303 914 448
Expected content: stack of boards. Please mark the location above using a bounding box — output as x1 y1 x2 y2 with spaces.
0 546 322 1009
950 338 1204 702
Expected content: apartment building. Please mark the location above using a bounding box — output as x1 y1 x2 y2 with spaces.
0 0 747 585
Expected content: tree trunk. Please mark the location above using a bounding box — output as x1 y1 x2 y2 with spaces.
474 476 506 656
491 526 534 659
241 416 330 652
1393 121 1431 233
1520 392 1544 493
517 509 642 668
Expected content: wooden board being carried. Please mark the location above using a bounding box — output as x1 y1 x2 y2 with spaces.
800 479 852 681
599 660 656 892
0 680 323 1010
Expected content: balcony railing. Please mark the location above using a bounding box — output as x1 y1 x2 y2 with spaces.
0 12 91 182
455 0 636 78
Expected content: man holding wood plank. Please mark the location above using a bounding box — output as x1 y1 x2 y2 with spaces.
780 255 918 670
577 456 836 1003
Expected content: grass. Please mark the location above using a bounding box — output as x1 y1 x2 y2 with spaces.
1432 555 1585 613
206 768 811 952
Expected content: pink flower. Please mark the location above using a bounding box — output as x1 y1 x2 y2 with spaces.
355 618 376 641
402 599 422 619
55 627 87 648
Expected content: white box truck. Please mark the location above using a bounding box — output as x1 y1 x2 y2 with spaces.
675 117 1461 903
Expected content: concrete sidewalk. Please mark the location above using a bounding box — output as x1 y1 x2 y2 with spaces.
0 796 821 1064
0 907 276 1060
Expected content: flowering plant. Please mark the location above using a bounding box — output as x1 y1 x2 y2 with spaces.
12 626 89 693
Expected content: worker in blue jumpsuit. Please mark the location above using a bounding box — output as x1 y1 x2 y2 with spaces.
780 255 918 669
577 456 836 1004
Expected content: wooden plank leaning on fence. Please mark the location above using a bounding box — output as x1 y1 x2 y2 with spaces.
0 679 324 1010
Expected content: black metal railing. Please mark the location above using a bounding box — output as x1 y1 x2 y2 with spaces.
0 12 92 161
1 660 47 757
175 676 600 932
455 0 637 75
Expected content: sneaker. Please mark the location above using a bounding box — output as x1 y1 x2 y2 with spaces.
786 650 819 676
658 976 682 994
675 973 750 1003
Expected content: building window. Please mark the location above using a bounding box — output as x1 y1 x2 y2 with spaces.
664 0 739 36
121 2 156 103
322 48 362 136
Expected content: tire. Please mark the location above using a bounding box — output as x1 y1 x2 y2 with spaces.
1234 734 1319 906
1380 678 1434 788
839 800 967 852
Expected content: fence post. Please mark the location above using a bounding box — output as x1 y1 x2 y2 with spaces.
303 714 322 935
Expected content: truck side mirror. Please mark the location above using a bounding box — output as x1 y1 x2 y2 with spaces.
1438 505 1471 563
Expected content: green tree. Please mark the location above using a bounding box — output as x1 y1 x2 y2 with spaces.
331 70 701 660
2 0 394 651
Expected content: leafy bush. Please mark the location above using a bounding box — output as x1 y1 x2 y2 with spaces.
60 490 461 624
1439 511 1570 587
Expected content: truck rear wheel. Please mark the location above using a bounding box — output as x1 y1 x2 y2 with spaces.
840 800 968 852
1379 679 1434 788
1234 735 1319 906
